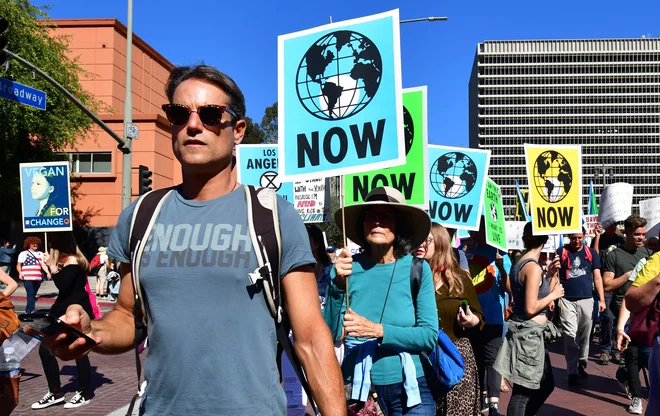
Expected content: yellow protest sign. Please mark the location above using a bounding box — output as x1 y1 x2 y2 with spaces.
524 144 582 235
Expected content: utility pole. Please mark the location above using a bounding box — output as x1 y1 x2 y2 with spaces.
121 0 134 209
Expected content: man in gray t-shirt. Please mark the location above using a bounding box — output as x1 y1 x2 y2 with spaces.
37 65 345 415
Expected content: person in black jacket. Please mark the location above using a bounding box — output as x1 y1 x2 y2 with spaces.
32 232 94 410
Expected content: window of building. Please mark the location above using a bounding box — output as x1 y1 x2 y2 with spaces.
67 152 112 174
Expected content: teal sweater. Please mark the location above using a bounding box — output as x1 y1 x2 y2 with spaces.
323 254 438 385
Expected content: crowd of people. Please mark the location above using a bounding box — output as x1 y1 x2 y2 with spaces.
0 64 656 416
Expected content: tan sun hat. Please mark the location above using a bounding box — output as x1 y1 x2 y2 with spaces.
334 186 431 249
98 247 107 253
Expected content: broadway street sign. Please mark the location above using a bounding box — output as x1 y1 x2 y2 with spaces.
0 77 46 110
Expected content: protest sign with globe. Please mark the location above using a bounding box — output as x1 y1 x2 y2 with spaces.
428 145 491 231
278 10 404 180
524 144 582 235
532 150 573 203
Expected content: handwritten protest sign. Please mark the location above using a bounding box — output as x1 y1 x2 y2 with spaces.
20 162 73 232
294 178 331 223
640 197 660 238
583 214 599 237
506 221 526 250
484 179 506 251
598 183 633 228
278 10 404 180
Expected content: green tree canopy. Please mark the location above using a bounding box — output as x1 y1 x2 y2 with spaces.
0 1 103 223
260 101 277 143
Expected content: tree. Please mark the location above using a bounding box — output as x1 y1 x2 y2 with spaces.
261 101 278 143
241 115 266 144
0 1 103 223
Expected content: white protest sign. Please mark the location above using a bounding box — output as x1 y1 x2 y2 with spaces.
505 221 526 250
542 235 560 253
583 214 599 237
640 197 660 239
598 183 633 228
346 238 362 255
294 178 331 223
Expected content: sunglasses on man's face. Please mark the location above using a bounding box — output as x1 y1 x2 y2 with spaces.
162 104 237 127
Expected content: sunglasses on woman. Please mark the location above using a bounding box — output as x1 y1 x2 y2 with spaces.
162 103 237 127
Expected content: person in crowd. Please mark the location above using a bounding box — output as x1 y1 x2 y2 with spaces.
508 249 523 265
601 216 651 367
37 65 344 415
106 260 121 302
624 250 660 416
645 236 659 253
0 266 18 297
31 232 94 409
553 227 605 386
417 223 485 416
591 222 625 255
602 215 652 413
494 222 563 416
0 239 16 275
17 237 51 314
444 228 470 273
465 218 511 412
306 224 332 308
325 186 438 415
94 247 110 298
327 246 338 263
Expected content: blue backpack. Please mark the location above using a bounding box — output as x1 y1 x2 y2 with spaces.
410 258 465 395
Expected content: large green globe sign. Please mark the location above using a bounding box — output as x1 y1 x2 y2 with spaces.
296 30 382 120
533 150 573 203
430 152 478 199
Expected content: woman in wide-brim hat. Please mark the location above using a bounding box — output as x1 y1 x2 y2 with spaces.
323 186 439 416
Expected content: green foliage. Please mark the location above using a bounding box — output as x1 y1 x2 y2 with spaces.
0 1 103 222
241 115 266 144
260 101 277 143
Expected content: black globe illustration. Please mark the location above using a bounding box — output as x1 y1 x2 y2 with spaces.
403 105 414 156
430 152 478 199
533 150 572 203
296 30 382 120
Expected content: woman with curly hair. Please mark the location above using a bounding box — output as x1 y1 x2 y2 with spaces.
17 236 51 314
417 223 485 415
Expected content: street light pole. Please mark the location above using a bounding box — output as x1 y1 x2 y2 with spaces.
121 0 133 209
400 16 448 24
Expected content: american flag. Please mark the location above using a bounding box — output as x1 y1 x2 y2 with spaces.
22 251 44 281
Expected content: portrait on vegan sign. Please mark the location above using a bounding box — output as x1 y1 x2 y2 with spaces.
20 162 73 232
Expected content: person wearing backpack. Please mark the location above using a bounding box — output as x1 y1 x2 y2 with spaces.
325 186 438 416
35 65 345 416
553 227 605 387
494 222 564 416
417 223 485 416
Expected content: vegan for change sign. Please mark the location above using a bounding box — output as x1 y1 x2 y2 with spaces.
343 86 428 208
20 162 73 232
427 145 490 231
524 145 582 235
484 179 507 252
278 9 404 180
235 144 294 202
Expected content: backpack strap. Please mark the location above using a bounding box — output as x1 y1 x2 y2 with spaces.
243 185 320 416
410 256 425 305
125 187 174 416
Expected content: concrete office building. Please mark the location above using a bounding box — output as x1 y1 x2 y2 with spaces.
469 38 660 220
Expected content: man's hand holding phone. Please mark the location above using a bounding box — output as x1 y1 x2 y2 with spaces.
23 305 102 361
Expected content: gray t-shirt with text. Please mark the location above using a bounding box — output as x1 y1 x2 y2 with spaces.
107 187 314 416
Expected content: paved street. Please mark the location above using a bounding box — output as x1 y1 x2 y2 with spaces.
4 280 651 415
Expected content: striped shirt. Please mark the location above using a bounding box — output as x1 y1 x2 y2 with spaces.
18 250 45 281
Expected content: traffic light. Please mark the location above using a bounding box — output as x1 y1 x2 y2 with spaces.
0 18 9 69
138 165 152 195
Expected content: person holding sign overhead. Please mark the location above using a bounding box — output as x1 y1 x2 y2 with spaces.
324 186 438 415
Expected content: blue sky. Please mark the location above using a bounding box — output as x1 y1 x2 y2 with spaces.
38 0 659 147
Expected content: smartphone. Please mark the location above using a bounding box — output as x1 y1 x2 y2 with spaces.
461 300 469 313
18 312 97 347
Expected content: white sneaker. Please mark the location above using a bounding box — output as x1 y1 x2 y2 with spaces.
32 391 66 409
628 397 643 415
63 391 91 409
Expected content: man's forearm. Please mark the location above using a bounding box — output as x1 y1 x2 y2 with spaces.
604 274 628 292
594 274 605 302
295 327 346 416
91 308 136 354
625 278 660 313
